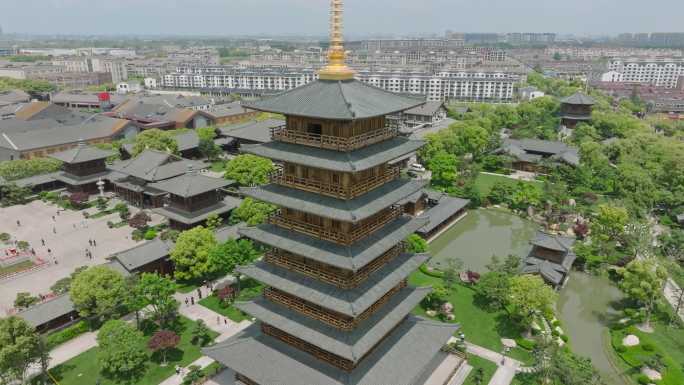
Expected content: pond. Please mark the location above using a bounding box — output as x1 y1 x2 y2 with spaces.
557 272 628 385
427 208 538 273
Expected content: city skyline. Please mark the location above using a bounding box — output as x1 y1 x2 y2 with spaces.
0 0 683 37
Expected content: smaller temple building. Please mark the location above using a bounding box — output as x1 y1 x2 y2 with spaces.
150 171 240 230
401 190 469 240
49 143 113 193
559 92 595 128
522 231 577 287
494 138 580 173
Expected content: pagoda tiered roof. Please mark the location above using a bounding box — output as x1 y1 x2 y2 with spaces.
241 179 426 222
238 216 428 271
236 286 430 362
243 79 426 120
203 316 458 385
237 253 428 317
242 137 424 172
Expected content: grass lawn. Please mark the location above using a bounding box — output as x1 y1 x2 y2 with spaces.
474 172 542 197
409 270 534 365
610 323 684 385
43 316 218 385
210 161 227 173
463 355 498 385
0 260 35 278
198 278 264 322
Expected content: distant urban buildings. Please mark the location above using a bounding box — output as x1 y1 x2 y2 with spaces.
617 33 684 48
52 56 128 83
607 58 684 88
160 65 520 103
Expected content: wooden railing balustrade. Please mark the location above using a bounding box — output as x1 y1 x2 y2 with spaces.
271 125 397 151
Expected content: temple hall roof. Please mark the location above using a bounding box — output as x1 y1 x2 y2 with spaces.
243 79 426 120
560 92 596 106
148 172 234 198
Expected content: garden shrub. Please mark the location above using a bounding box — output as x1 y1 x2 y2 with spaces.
642 342 655 352
615 345 627 353
144 229 157 240
552 319 561 327
419 264 445 278
46 320 89 349
515 338 537 350
560 334 569 343
636 374 651 385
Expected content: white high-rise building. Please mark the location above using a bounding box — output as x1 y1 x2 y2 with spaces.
607 58 684 88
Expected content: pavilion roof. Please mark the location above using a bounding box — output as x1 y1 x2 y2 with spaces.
560 92 596 105
243 79 426 120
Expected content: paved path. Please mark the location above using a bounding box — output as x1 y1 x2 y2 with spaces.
0 200 142 313
664 278 684 322
158 356 216 385
448 363 472 385
451 339 526 385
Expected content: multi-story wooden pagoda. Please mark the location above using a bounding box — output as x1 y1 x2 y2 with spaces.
203 2 459 384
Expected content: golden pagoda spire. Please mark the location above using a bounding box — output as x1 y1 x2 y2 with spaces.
318 0 355 81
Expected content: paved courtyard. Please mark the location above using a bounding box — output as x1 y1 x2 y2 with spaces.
0 199 142 313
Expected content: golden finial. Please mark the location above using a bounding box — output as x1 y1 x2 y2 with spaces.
318 0 355 81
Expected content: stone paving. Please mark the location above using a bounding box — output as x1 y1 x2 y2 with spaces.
0 200 143 313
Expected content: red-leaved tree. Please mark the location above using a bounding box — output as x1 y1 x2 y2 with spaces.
128 211 152 230
573 221 589 240
69 192 90 208
147 329 180 365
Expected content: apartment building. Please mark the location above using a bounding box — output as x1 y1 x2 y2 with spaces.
160 66 520 103
52 57 128 83
607 58 684 88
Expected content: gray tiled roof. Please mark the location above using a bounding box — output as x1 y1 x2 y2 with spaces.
238 253 428 317
111 238 173 272
244 79 426 120
215 222 246 242
148 172 234 198
403 101 445 117
16 295 75 328
54 170 112 186
9 172 60 188
522 257 567 285
207 102 250 118
49 144 113 164
219 119 282 144
203 316 458 385
418 196 470 234
497 138 580 166
237 286 430 361
531 231 574 252
152 196 241 225
560 92 596 105
239 216 428 271
243 137 424 172
108 150 207 182
241 179 426 222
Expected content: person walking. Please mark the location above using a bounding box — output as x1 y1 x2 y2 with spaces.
93 239 97 247
41 238 45 246
88 239 93 247
185 298 189 306
52 216 55 222
53 227 57 234
190 296 194 305
16 220 20 227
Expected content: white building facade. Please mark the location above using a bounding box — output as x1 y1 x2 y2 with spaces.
607 58 684 88
160 66 520 103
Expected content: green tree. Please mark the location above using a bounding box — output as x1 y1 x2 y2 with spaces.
553 52 562 61
135 273 178 327
208 238 260 275
617 259 667 329
224 154 274 186
0 158 63 181
0 184 32 207
229 198 276 226
13 292 39 310
131 128 179 156
592 204 629 246
427 151 459 190
405 234 428 253
191 320 212 346
50 277 72 295
476 271 511 310
183 365 204 385
69 266 127 322
423 284 450 310
196 127 221 160
96 320 147 381
508 275 558 330
205 213 223 230
170 226 218 281
0 316 43 384
443 258 464 289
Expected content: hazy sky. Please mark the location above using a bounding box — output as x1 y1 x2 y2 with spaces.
0 0 681 37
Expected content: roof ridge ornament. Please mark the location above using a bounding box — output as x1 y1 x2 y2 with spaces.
318 0 355 81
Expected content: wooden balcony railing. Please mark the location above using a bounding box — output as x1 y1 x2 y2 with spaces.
270 165 400 200
268 206 402 245
271 125 398 151
265 245 402 289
